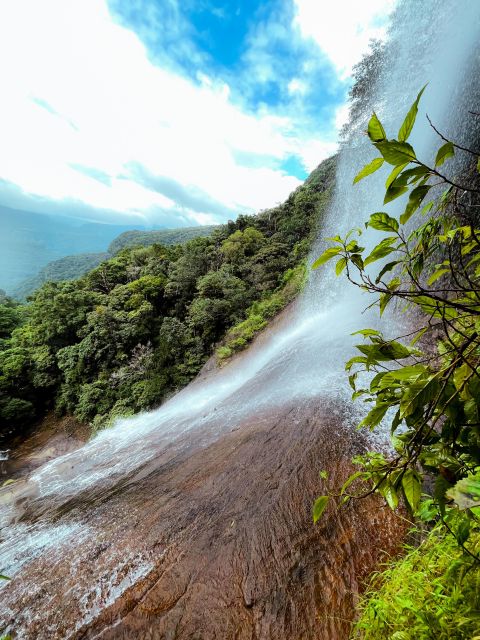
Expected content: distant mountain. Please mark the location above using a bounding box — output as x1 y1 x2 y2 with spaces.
10 224 220 300
11 252 110 301
0 206 142 294
108 225 220 254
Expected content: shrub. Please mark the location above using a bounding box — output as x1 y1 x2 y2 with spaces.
353 527 480 640
217 262 307 362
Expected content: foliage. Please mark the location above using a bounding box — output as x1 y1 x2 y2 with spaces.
216 262 307 362
313 90 480 562
0 205 142 295
108 225 219 254
12 252 109 301
352 526 480 640
11 226 220 301
0 158 335 442
0 293 24 345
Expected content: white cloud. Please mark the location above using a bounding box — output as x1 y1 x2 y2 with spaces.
0 0 308 225
298 139 338 173
294 0 396 78
287 78 308 95
0 0 396 226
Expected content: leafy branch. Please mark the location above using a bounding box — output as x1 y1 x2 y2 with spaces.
312 87 480 557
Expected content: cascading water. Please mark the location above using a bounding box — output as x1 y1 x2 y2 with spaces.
1 2 479 638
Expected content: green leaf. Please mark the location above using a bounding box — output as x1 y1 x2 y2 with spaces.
410 326 428 346
379 292 392 316
319 470 328 480
369 371 386 391
348 372 357 390
359 340 418 362
398 85 427 142
353 157 384 184
447 472 480 510
464 397 479 423
435 141 454 167
312 247 341 269
364 236 398 266
453 367 471 397
400 185 431 224
385 163 409 190
379 365 428 387
394 165 430 187
383 185 408 204
0 574 10 580
352 389 368 400
402 469 422 512
335 257 347 276
345 355 368 371
477 156 480 173
387 277 401 290
416 296 458 320
359 402 390 430
351 328 382 338
313 495 330 523
455 516 471 545
440 186 453 203
379 481 399 510
421 201 434 216
416 498 437 522
400 376 440 418
375 141 416 166
341 471 365 495
427 268 450 285
368 212 399 233
350 254 364 270
375 260 401 284
367 112 386 142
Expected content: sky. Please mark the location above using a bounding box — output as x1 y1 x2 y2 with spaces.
0 0 396 228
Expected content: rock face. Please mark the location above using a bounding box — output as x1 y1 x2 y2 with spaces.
0 400 404 640
1 413 90 480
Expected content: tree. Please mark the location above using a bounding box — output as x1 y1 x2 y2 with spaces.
184 266 246 344
220 227 265 264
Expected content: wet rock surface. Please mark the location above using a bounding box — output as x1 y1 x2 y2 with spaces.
0 413 90 481
0 400 405 640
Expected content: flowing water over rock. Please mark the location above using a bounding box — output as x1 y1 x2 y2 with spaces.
1 2 479 638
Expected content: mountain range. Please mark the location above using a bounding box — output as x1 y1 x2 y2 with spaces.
0 205 217 299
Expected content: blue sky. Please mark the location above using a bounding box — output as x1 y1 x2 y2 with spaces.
0 0 395 228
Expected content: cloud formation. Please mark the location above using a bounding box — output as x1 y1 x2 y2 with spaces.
294 0 396 77
0 0 395 227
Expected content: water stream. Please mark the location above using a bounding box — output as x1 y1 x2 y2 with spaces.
1 2 479 638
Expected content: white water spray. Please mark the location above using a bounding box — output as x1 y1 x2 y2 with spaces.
1 0 480 616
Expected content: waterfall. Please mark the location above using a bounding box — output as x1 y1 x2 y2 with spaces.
1 2 480 638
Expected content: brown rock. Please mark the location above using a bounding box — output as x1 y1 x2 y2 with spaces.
0 400 405 640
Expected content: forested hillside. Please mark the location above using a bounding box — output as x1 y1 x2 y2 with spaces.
108 225 220 254
12 226 220 301
11 253 110 301
0 157 335 444
0 206 140 294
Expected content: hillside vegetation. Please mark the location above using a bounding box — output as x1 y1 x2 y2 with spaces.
353 527 480 639
12 225 220 301
0 157 335 442
0 206 138 293
11 253 110 301
108 225 219 254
